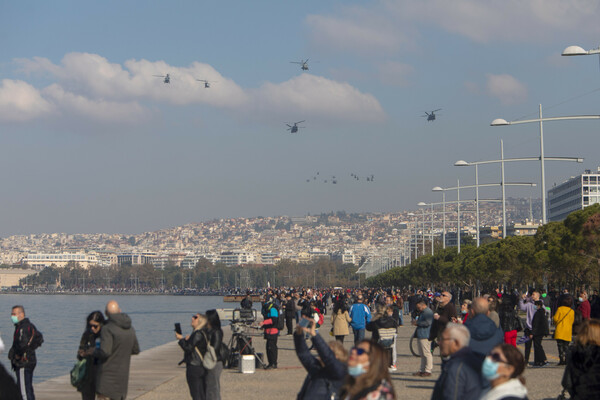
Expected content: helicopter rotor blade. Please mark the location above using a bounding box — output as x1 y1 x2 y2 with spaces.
296 120 305 124
432 109 442 112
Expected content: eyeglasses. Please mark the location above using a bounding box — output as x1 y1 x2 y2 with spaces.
489 352 507 363
351 347 370 356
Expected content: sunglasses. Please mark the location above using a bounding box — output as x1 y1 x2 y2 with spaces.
89 323 101 329
192 315 199 319
489 352 507 363
351 347 370 356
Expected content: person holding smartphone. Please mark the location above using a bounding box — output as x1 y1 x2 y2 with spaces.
176 313 208 400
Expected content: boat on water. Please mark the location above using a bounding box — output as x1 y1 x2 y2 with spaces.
223 294 263 303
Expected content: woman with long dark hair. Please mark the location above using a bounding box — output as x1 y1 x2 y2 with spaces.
553 295 575 365
205 309 224 400
339 340 396 400
77 311 105 400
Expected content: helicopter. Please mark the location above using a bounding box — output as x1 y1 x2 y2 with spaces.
286 120 305 133
290 59 309 71
196 79 217 88
153 74 170 84
422 109 441 121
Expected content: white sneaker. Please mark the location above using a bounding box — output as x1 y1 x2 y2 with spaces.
388 365 397 372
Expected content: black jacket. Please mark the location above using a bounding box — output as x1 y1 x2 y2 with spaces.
77 328 101 391
284 299 297 317
531 308 549 336
207 327 226 362
366 315 398 342
294 331 347 400
8 318 39 369
562 344 600 399
179 328 208 368
431 347 485 400
499 306 519 333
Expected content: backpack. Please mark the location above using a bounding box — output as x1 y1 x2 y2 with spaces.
28 325 44 350
195 331 217 370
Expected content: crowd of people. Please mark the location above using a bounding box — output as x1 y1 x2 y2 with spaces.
1 286 599 400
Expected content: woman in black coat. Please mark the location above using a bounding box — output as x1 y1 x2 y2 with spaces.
76 311 105 400
562 319 600 399
205 309 224 400
530 300 549 366
177 313 209 400
294 318 348 400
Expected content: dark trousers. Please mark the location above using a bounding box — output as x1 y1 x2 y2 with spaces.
205 361 222 400
265 334 278 367
186 364 206 400
556 339 570 363
533 335 547 364
353 328 365 346
335 335 345 344
524 329 532 362
285 315 294 335
16 367 35 400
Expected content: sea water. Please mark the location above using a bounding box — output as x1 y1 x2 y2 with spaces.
0 294 247 383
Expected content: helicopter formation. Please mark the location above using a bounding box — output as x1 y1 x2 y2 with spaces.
305 172 375 185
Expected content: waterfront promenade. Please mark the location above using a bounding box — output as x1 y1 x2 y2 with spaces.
36 318 567 399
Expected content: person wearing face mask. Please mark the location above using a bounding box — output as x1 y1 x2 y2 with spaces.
479 344 528 400
8 305 42 400
76 311 105 400
339 340 396 400
577 291 591 320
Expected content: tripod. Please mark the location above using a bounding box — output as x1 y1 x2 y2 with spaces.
226 327 268 369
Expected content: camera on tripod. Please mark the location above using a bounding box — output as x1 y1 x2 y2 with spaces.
224 308 267 370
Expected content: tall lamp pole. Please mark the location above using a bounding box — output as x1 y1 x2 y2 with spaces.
491 111 599 224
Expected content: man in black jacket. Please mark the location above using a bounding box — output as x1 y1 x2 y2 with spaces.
9 305 41 400
284 293 296 335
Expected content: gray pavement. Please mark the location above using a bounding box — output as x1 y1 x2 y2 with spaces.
37 315 567 399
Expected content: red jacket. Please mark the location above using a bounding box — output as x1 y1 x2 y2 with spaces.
578 300 591 319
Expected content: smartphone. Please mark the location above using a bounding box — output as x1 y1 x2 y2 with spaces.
174 323 182 335
298 318 310 328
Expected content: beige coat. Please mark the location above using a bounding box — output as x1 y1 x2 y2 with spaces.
331 310 352 336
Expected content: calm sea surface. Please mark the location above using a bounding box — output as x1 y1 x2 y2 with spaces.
0 294 249 383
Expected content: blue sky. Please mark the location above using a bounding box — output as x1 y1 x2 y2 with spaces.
1 0 599 235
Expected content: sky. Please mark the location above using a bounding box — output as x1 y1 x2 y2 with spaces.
1 0 600 236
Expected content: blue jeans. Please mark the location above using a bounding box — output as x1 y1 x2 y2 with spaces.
295 310 302 324
353 328 365 346
16 367 35 400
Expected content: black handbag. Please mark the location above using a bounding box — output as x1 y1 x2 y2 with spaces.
515 315 524 332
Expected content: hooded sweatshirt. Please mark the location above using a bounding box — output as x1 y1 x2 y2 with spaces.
95 313 140 400
464 314 504 356
479 378 528 400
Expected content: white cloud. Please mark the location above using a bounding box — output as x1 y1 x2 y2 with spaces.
250 74 385 123
10 52 385 125
42 84 148 123
377 62 414 87
0 79 53 121
486 73 528 105
306 0 600 56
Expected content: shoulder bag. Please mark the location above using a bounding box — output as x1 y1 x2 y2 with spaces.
194 331 217 370
70 358 87 387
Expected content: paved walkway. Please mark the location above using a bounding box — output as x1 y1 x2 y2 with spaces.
37 316 567 400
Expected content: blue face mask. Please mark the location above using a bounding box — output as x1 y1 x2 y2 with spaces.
348 363 367 377
482 357 500 381
578 297 584 302
461 310 468 315
11 315 19 324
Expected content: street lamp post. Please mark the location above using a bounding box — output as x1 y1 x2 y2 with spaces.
491 110 599 224
418 201 436 255
562 45 600 56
